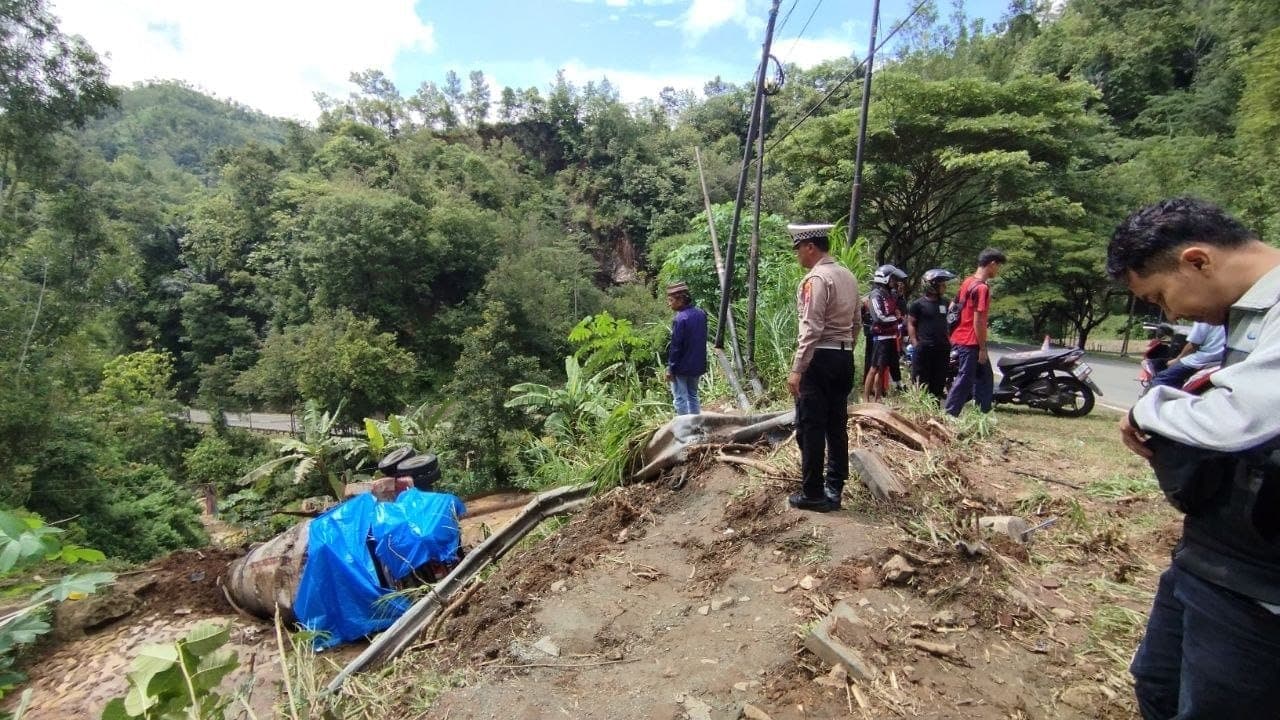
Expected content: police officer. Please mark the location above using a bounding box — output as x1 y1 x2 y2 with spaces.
786 223 860 513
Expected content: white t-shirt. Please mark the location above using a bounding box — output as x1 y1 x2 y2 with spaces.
1183 322 1226 369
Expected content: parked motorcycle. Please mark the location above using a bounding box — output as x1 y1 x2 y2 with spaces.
994 347 1102 416
1137 322 1192 396
945 347 1101 416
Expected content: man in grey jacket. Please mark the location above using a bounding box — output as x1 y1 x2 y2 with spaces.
1109 197 1280 719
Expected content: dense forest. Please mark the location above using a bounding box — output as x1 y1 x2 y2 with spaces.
1 0 1278 563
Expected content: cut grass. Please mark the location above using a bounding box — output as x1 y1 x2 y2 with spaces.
1086 472 1160 500
777 526 832 567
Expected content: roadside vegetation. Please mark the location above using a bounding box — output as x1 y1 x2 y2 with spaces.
1 0 1276 713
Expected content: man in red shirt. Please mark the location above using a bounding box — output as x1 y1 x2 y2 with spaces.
944 248 1006 417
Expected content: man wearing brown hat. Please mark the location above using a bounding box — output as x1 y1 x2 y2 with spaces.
665 281 708 415
787 223 860 512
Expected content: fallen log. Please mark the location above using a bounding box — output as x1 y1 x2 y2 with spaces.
849 404 936 451
716 453 785 476
849 448 906 501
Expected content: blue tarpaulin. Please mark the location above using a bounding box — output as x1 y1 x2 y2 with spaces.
372 490 466 580
293 490 465 649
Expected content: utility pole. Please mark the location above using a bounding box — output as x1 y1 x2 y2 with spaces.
715 0 781 350
1119 292 1137 357
746 99 767 369
847 0 881 243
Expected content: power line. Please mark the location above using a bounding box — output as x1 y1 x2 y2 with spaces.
783 0 825 60
775 0 802 35
766 0 929 154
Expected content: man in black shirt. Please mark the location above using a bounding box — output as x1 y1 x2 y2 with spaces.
907 269 956 401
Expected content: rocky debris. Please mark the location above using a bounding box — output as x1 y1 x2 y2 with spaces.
52 587 142 641
710 596 736 612
1060 684 1112 711
814 664 849 688
697 605 711 615
979 515 1031 544
798 575 820 591
532 636 561 657
929 609 962 628
742 704 773 720
771 579 797 594
679 694 714 720
550 579 568 593
881 554 916 584
804 602 879 681
1051 607 1077 621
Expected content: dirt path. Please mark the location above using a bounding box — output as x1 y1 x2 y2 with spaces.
368 408 1172 719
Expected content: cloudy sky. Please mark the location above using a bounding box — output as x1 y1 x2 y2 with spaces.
49 0 1010 121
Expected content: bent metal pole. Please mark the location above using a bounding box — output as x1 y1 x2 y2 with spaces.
715 0 781 349
694 147 747 380
847 0 881 243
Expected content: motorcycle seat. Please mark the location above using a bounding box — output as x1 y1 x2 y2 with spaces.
996 348 1076 370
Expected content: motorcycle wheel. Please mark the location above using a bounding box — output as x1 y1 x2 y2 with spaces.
1048 376 1095 417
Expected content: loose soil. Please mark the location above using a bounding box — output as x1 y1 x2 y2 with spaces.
8 489 537 719
11 406 1175 720
375 406 1174 719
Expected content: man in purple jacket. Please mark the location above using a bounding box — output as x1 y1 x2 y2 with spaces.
665 281 708 415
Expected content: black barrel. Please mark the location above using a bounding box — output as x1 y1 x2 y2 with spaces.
396 453 440 490
377 446 417 476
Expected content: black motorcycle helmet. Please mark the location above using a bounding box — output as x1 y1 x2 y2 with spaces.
922 268 957 288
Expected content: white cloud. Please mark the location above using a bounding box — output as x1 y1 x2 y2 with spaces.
605 0 631 6
559 60 709 104
680 0 762 40
49 0 435 120
774 36 857 68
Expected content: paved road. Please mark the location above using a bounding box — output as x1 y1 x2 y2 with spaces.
186 408 298 433
186 343 1141 432
989 342 1138 412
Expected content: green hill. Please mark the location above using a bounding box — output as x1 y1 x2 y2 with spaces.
79 80 290 176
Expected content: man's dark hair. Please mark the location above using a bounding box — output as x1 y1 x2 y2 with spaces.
807 235 831 252
1107 197 1257 279
977 248 1007 267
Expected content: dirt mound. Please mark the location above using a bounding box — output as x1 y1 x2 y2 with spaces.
401 407 1173 719
134 548 239 616
443 484 668 662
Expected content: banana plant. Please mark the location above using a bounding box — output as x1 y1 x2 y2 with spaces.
240 399 355 498
351 399 455 465
507 356 619 442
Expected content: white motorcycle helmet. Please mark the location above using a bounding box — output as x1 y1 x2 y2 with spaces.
873 264 907 285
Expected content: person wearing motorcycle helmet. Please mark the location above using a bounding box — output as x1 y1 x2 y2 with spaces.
890 277 909 390
863 263 907 402
908 269 956 400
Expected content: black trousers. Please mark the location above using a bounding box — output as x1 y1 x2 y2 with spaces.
912 345 950 400
795 349 854 499
862 331 873 379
